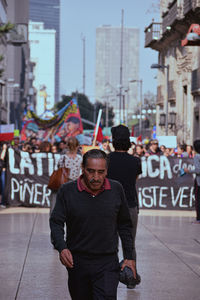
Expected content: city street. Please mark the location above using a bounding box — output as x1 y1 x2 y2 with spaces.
0 207 200 300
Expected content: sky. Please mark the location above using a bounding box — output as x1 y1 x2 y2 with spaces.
60 0 160 103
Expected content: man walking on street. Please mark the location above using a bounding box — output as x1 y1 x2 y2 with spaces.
107 124 142 289
50 149 136 300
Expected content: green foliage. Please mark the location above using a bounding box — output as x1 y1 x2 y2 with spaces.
0 22 14 34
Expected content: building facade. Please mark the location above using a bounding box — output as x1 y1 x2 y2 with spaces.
0 0 30 129
29 0 60 103
145 0 200 144
0 0 8 125
29 21 56 115
95 25 140 125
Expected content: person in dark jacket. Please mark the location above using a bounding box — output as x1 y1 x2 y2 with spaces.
107 124 142 289
50 149 136 300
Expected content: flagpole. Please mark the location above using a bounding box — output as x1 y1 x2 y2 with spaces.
92 109 102 146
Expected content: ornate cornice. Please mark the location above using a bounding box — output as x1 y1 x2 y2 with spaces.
177 50 193 75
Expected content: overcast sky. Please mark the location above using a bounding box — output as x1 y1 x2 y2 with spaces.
60 0 160 102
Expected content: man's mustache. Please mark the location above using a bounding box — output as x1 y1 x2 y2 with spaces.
90 179 101 184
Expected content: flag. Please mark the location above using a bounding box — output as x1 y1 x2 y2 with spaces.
137 135 142 143
131 125 134 137
93 122 103 143
0 124 14 141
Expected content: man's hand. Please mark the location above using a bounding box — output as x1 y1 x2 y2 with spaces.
60 249 73 268
121 259 136 279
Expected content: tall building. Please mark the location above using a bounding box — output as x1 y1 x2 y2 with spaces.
5 0 30 129
29 21 56 115
0 0 8 125
95 25 140 125
29 0 60 102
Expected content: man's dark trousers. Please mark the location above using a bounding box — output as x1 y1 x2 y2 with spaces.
67 253 120 300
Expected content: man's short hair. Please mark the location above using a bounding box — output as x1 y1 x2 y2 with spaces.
150 139 158 145
112 139 131 151
66 116 80 124
193 139 200 154
82 149 108 168
102 139 108 144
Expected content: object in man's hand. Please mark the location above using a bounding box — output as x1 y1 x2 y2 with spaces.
179 168 186 177
119 260 141 288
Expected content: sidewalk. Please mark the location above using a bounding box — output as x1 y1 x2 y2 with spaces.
0 207 199 300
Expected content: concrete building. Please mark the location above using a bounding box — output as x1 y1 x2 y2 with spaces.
0 0 8 125
29 0 60 103
95 25 140 125
145 0 200 144
0 0 30 129
29 21 56 116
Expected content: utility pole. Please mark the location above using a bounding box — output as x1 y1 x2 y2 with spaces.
139 80 143 136
119 9 124 124
82 35 86 94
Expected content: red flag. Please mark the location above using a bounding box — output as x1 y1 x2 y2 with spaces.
93 123 103 143
137 135 142 143
131 125 134 137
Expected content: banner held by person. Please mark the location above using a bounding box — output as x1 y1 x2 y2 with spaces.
21 98 83 143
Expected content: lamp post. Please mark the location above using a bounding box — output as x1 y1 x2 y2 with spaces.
129 79 143 135
151 63 169 136
105 82 119 126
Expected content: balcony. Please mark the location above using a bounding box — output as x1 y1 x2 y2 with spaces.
162 0 185 36
168 80 176 102
145 0 200 51
144 22 162 50
191 68 200 95
183 0 200 21
157 86 164 106
184 0 200 14
183 0 193 15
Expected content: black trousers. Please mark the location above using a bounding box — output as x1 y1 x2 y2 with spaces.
67 254 120 300
194 180 200 221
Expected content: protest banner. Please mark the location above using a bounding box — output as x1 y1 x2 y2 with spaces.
137 155 195 209
21 98 83 143
5 149 195 210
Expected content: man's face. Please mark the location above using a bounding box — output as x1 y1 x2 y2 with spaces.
14 138 20 145
102 142 108 150
177 146 183 155
59 142 65 150
82 158 107 193
31 138 37 146
66 121 79 133
136 146 143 155
150 142 158 151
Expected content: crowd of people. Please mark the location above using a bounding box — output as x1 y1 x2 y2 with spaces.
0 125 200 300
100 137 195 158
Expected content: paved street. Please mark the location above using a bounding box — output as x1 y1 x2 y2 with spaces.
0 207 199 300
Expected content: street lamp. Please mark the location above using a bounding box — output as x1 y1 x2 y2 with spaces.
129 79 143 135
151 63 169 136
